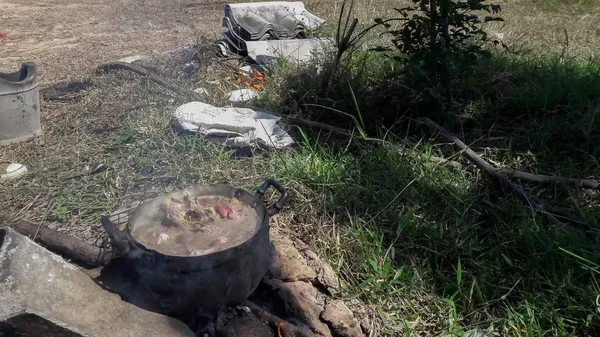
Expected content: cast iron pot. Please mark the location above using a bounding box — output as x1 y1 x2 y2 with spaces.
100 179 287 323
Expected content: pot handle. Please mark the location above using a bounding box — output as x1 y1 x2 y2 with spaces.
100 216 131 256
256 179 288 216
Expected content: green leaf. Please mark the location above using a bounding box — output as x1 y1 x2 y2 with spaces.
501 253 513 266
456 259 462 288
369 258 380 273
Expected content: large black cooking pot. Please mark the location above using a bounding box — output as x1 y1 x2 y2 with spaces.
100 179 287 323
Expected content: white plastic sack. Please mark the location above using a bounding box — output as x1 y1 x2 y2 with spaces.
173 101 294 149
227 89 259 103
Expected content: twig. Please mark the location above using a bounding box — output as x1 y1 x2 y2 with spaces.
243 301 317 337
549 207 599 229
34 198 55 240
64 164 108 181
420 117 572 232
229 103 349 135
498 169 599 189
10 194 41 223
426 153 598 227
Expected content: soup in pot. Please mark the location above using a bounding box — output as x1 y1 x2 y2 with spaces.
133 195 258 256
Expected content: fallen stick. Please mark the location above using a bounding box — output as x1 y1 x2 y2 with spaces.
64 164 108 181
97 61 201 99
259 113 599 191
429 156 599 189
498 169 599 189
421 117 572 231
238 109 600 192
230 103 350 135
243 301 317 337
11 219 116 266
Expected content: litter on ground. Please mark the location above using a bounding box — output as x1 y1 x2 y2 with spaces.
172 101 294 149
215 1 331 65
0 163 28 180
227 89 259 102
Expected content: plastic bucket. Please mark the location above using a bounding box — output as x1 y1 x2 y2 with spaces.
0 62 42 146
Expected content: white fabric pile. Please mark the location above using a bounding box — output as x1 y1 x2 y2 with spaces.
173 102 294 149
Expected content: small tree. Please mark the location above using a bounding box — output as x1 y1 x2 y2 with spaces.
374 0 503 124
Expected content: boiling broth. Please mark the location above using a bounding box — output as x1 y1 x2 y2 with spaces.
133 195 258 256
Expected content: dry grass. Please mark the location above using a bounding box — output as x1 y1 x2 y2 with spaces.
0 0 225 83
301 0 600 59
0 49 244 243
488 0 600 58
1 0 597 83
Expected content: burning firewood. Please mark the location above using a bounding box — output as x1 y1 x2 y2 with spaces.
243 301 317 337
11 218 116 267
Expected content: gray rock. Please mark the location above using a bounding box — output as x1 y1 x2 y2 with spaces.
0 227 196 337
321 300 363 337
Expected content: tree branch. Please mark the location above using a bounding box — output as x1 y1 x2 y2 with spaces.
421 117 573 232
429 156 599 190
97 61 202 99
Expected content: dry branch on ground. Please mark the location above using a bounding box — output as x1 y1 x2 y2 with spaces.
420 117 578 232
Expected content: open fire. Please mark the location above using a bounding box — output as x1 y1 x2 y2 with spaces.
1 182 370 337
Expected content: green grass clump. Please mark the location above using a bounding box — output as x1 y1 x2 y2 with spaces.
269 137 600 336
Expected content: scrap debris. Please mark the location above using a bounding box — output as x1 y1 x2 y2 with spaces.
216 2 333 65
172 101 294 149
228 89 259 102
0 162 28 180
235 69 265 91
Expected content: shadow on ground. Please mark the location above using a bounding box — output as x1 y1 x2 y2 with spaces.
269 51 600 179
262 50 600 335
275 134 600 335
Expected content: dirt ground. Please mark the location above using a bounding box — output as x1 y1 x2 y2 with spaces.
0 0 228 84
2 0 598 85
